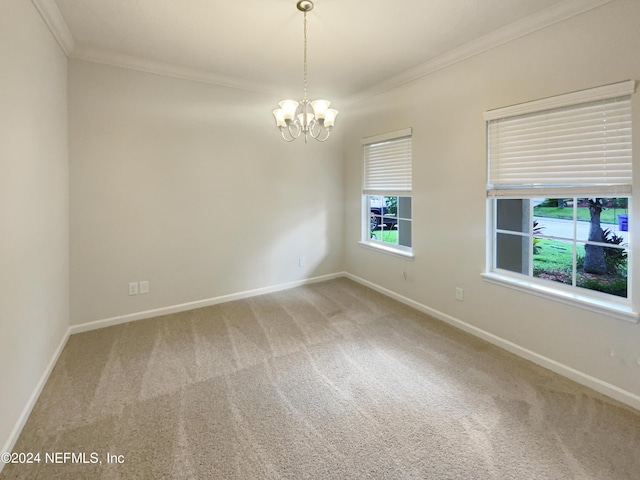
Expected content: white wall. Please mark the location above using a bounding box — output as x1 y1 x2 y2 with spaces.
344 0 640 399
69 60 343 325
0 0 69 455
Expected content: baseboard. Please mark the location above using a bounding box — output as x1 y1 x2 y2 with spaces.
69 272 346 335
344 272 640 412
0 329 70 473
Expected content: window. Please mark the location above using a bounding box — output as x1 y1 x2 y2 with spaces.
484 81 636 320
361 129 413 256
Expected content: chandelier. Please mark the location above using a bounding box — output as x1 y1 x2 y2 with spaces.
272 0 338 143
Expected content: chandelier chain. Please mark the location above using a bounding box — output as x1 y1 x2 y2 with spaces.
303 10 308 101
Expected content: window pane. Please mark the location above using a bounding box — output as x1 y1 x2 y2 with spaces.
370 214 382 232
496 232 530 275
398 219 411 247
398 197 412 219
497 199 531 233
577 242 628 298
383 196 398 218
380 225 398 245
533 198 574 241
369 195 383 214
369 196 383 233
533 239 573 286
575 198 629 244
370 222 386 241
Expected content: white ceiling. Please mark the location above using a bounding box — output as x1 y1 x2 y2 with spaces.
41 0 610 103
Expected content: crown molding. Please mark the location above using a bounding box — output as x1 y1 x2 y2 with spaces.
30 0 280 96
345 0 614 105
31 0 75 55
32 0 614 102
70 45 280 97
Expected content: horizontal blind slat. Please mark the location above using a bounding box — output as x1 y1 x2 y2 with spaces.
487 94 632 192
364 135 412 192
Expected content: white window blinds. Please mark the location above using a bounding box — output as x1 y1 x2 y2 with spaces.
485 80 634 197
363 128 412 194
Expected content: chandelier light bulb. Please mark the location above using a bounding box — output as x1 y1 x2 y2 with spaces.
324 109 338 127
279 100 299 121
310 100 331 120
272 109 286 127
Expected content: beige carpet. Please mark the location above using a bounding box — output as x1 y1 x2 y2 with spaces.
2 278 639 479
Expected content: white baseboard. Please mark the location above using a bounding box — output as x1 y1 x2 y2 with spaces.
344 272 640 412
69 272 345 335
0 330 69 473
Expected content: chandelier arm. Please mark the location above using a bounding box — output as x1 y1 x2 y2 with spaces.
287 122 302 139
280 128 297 142
314 128 332 142
309 120 321 138
308 121 331 142
309 118 319 136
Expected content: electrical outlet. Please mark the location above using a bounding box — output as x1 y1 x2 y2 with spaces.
455 287 464 302
299 257 306 267
139 280 149 294
128 282 139 296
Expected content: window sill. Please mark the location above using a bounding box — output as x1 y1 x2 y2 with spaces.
359 241 414 260
481 271 639 324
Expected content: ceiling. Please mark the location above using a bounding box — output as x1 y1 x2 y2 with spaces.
41 0 609 104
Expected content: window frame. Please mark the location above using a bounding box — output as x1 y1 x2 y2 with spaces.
360 129 414 258
483 82 637 323
362 193 413 257
485 196 635 322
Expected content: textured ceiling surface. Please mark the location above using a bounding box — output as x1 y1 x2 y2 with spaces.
55 0 570 101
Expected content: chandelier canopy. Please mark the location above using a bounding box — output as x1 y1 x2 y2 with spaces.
272 0 338 143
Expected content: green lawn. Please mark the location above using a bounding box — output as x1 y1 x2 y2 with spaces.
533 238 627 297
370 229 398 244
533 206 627 225
533 239 583 272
